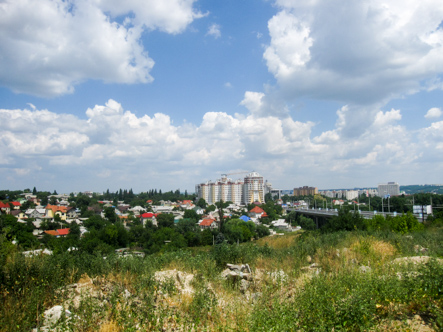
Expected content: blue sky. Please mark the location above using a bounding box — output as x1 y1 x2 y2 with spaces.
1 0 443 194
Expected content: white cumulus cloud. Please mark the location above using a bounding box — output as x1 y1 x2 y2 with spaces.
0 0 202 97
206 23 221 38
264 0 443 104
2 98 441 191
425 107 442 119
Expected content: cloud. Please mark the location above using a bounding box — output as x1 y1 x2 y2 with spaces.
2 98 442 192
0 0 202 97
264 0 443 105
240 90 289 118
206 23 221 38
425 107 442 119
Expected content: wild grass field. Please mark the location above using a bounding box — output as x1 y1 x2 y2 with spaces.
1 228 442 331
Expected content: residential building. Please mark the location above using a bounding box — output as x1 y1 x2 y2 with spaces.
378 182 400 197
199 218 217 230
195 171 265 205
10 201 21 210
140 212 158 226
293 186 318 196
45 205 68 221
0 202 11 214
249 206 267 219
243 172 265 204
345 190 359 200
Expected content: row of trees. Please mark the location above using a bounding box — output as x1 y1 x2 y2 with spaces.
288 208 443 234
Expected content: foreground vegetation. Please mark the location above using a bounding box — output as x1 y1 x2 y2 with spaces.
1 225 442 331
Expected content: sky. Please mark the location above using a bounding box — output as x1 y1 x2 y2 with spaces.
1 0 443 194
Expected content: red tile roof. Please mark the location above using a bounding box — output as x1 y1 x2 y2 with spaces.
44 230 59 236
0 202 10 208
57 228 70 236
141 212 157 218
200 219 215 227
44 228 70 236
11 201 21 206
46 205 68 213
249 206 265 214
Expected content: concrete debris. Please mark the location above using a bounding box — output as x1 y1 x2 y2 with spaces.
392 256 443 265
222 264 253 281
32 305 74 331
414 245 428 254
359 265 372 273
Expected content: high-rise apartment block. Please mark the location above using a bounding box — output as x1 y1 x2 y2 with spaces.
293 186 318 196
377 182 400 197
196 172 265 205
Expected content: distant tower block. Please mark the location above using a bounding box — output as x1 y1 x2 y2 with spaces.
243 172 265 204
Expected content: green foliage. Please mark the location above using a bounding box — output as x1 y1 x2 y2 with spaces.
322 210 366 232
196 198 207 208
183 209 199 221
299 215 316 230
365 213 425 234
156 213 175 228
104 207 118 222
222 219 255 244
0 226 442 331
256 224 270 238
0 214 38 249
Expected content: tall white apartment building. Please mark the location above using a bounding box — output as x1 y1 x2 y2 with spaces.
243 172 265 204
196 172 265 205
377 182 400 197
345 190 359 200
196 176 244 205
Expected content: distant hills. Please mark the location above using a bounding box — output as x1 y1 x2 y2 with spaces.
401 185 443 194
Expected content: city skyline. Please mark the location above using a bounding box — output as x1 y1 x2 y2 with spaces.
1 1 443 193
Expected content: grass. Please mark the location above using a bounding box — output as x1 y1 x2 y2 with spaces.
1 228 442 331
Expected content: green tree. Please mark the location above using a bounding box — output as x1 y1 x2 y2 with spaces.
183 209 199 221
201 229 214 246
197 198 207 209
156 213 175 228
104 207 118 222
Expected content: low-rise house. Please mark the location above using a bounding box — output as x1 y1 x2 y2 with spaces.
58 200 70 206
0 202 11 214
192 206 205 215
117 205 130 213
129 206 146 214
180 200 194 209
25 208 47 218
152 205 174 213
66 207 78 218
249 206 266 219
199 218 218 230
271 219 292 231
11 210 26 219
45 205 68 220
10 201 21 210
140 212 158 226
44 228 70 237
239 215 251 222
